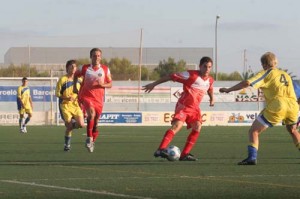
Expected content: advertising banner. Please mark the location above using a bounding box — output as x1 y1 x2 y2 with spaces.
2 111 291 126
105 86 170 103
203 111 259 126
0 86 57 102
99 112 142 124
170 87 236 103
0 111 51 125
235 87 265 102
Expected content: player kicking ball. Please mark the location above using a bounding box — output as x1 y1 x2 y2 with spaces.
143 57 214 161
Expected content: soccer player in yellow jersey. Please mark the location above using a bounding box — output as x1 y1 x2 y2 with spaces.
17 77 33 133
220 52 300 165
56 60 85 151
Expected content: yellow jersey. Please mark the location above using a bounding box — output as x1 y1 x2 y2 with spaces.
248 68 297 104
17 85 31 110
55 76 82 105
248 68 298 125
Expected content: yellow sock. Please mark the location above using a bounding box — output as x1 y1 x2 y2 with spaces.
65 131 72 137
249 143 259 150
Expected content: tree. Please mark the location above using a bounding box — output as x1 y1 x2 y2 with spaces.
215 71 243 81
76 58 91 66
241 71 255 80
0 64 49 77
77 57 150 81
229 71 243 80
152 57 187 78
103 57 148 81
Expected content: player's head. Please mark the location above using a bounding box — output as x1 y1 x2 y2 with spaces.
260 52 278 70
199 57 213 77
90 48 102 58
90 48 102 65
65 59 77 73
22 77 28 86
199 56 213 66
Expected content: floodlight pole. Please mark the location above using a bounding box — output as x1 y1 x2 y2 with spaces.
215 15 220 81
28 45 31 77
137 28 143 111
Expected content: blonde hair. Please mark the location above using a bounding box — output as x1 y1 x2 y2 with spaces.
260 52 278 68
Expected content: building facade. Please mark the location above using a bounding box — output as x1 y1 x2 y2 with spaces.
4 47 213 72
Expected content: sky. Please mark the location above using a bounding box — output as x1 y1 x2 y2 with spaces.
1 0 300 76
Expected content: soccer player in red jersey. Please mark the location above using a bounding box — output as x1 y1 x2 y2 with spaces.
74 48 112 152
143 57 214 161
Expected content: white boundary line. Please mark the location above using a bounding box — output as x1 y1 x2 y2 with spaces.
1 180 155 199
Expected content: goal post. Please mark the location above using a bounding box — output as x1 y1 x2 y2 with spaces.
0 77 60 126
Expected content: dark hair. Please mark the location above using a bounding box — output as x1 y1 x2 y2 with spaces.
65 59 77 72
199 56 213 65
22 77 27 81
90 48 102 58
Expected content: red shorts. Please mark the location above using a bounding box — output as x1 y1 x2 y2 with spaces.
81 97 103 115
172 104 201 129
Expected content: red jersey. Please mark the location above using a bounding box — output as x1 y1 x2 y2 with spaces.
170 70 214 109
75 64 112 108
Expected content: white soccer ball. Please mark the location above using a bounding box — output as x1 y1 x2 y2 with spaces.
166 145 181 161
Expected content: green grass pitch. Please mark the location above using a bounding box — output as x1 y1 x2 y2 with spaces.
1 125 300 199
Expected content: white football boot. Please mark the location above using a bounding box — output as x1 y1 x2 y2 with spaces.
85 137 94 153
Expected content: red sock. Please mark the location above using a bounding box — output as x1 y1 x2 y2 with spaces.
93 130 99 142
159 129 175 149
181 130 200 157
87 118 94 138
92 114 99 141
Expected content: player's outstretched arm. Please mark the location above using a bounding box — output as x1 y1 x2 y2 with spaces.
142 76 171 93
219 80 250 93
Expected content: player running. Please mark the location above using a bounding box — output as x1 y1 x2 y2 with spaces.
17 77 33 133
74 48 112 153
56 60 85 151
143 56 214 161
220 52 300 165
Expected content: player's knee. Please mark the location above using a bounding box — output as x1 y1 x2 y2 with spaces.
66 125 73 132
170 125 181 133
286 124 297 134
78 122 84 128
87 113 96 120
192 123 202 132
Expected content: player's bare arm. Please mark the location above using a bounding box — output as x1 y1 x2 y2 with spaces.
73 76 79 94
99 81 112 88
18 97 24 108
143 76 172 93
29 98 33 109
219 80 250 93
207 89 214 107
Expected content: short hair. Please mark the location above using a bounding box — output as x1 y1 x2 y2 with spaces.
65 59 77 72
22 77 27 81
199 56 213 65
90 48 102 58
260 52 278 68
